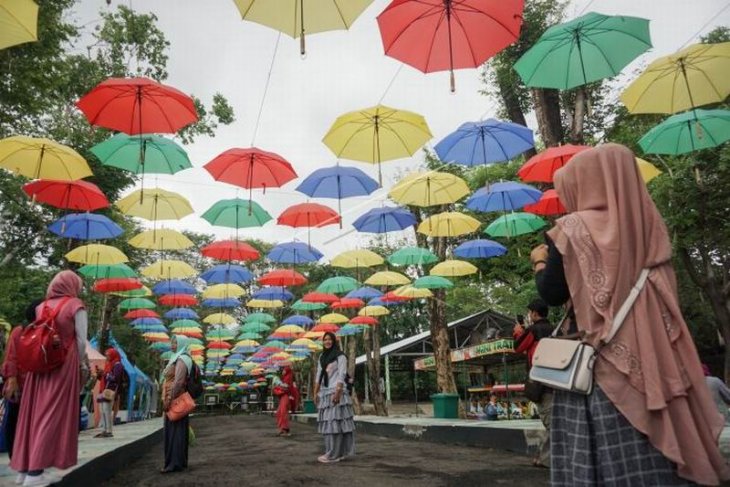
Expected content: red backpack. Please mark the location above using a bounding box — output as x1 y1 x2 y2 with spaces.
17 298 72 374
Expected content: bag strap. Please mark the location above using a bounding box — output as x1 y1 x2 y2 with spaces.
550 312 570 337
603 268 651 344
36 297 72 325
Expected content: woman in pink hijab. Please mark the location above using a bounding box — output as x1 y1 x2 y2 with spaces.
531 144 730 486
10 270 89 487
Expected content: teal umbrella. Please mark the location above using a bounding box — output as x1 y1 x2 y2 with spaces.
237 332 263 340
317 276 359 295
78 263 137 279
202 198 272 229
244 312 276 324
290 299 327 311
118 297 156 310
485 213 546 238
241 322 271 333
91 133 192 174
515 12 651 90
413 275 454 290
169 319 202 329
639 109 730 155
388 247 438 266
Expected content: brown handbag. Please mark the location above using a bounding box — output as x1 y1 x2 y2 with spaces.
102 389 116 401
166 391 195 421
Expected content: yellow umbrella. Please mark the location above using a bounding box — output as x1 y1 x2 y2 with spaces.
364 270 410 287
203 313 237 325
389 171 469 207
303 330 325 340
235 339 260 348
241 361 258 370
636 157 662 183
394 285 433 299
188 344 205 351
65 244 128 265
112 285 152 298
141 259 196 279
291 337 320 350
621 42 730 114
128 229 194 250
430 259 478 277
331 249 384 268
202 283 246 300
233 0 373 55
0 136 91 180
274 325 306 336
417 211 481 237
116 188 194 221
271 352 292 361
319 313 349 324
358 305 390 317
247 299 284 309
323 104 432 184
0 0 38 50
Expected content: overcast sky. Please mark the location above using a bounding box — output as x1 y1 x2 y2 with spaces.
69 0 730 260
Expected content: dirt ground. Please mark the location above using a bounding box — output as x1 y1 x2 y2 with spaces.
101 414 550 487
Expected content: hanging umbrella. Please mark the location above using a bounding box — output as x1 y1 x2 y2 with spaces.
169 319 202 329
430 259 478 277
124 309 159 320
0 136 91 180
393 285 433 299
48 213 123 240
523 189 566 216
207 329 236 341
272 325 305 339
93 278 142 293
118 297 156 310
290 299 327 312
454 239 507 259
267 241 323 264
310 324 340 334
638 109 730 155
65 244 128 265
417 211 481 237
518 144 590 183
260 340 288 352
159 294 198 307
232 0 373 55
377 0 524 92
76 77 198 134
302 292 339 304
201 264 253 284
514 12 651 90
352 206 417 234
203 313 237 325
23 180 109 211
203 283 246 300
413 275 453 290
364 271 410 287
112 286 152 298
485 213 547 238
201 240 260 262
317 276 359 295
141 260 196 280
152 280 197 296
337 324 364 337
380 291 411 304
164 308 199 320
128 228 194 250
621 42 730 114
350 316 378 326
251 287 293 301
435 119 534 166
331 249 384 269
358 305 389 317
345 287 383 300
389 171 469 207
258 269 307 287
319 313 349 324
116 188 193 221
388 247 438 266
247 299 284 309
635 158 662 183
237 332 263 341
90 133 192 175
322 105 432 184
245 312 276 324
202 298 240 309
241 322 271 334
282 315 314 326
0 0 38 50
296 165 378 221
202 198 272 229
78 263 136 280
277 203 340 228
331 298 365 310
466 182 541 212
130 317 164 327
204 147 297 196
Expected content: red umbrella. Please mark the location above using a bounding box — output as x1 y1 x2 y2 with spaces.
201 240 260 262
524 189 566 216
377 0 524 92
159 294 198 307
207 341 232 350
174 329 203 339
277 203 341 228
93 278 142 294
350 316 378 326
311 323 340 333
76 77 198 135
204 148 297 194
258 269 307 286
302 292 339 304
518 144 590 183
381 291 411 303
23 180 109 211
123 309 160 320
331 298 365 310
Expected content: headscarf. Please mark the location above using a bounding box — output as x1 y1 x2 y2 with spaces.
166 335 193 375
46 270 83 300
318 332 343 388
282 366 300 411
549 143 730 485
101 348 121 390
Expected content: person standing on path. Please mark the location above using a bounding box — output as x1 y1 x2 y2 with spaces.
275 366 299 436
703 364 730 425
313 332 355 464
95 348 124 438
161 335 193 474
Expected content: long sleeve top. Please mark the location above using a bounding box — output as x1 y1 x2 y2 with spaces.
2 327 25 389
104 362 124 392
75 309 88 364
535 238 570 306
163 359 189 406
316 355 347 394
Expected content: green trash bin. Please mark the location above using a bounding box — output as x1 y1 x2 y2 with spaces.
431 393 459 419
303 399 316 414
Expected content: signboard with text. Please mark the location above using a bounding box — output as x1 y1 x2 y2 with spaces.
413 338 514 371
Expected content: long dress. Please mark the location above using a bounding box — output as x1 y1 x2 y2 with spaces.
276 394 290 432
316 355 355 460
162 358 189 471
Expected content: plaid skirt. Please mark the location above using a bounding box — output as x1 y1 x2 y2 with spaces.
551 386 695 486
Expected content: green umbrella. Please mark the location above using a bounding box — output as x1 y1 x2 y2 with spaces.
639 109 730 155
90 134 192 175
413 275 454 290
290 299 327 311
237 332 263 340
388 247 438 266
113 287 151 298
78 263 137 279
485 213 547 238
515 12 651 90
202 198 272 229
261 340 287 350
169 319 202 329
241 322 271 333
317 276 359 294
244 312 276 323
118 297 156 310
207 329 236 340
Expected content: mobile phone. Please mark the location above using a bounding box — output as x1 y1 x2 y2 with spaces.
516 314 524 325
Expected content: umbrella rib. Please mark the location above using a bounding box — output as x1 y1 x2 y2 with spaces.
687 64 725 100
382 2 446 55
522 36 575 85
423 9 448 73
578 34 620 75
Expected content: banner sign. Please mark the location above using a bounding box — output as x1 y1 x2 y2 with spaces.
413 338 514 370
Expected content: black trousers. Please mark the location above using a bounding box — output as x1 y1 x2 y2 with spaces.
5 400 20 460
163 415 189 471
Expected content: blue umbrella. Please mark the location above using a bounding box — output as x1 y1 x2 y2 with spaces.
368 297 400 307
252 286 294 301
466 182 541 212
130 317 163 327
233 346 258 354
48 213 123 240
267 242 323 264
200 264 253 284
153 279 197 295
435 119 534 166
296 165 378 219
282 315 314 326
134 324 168 333
150 342 171 352
346 286 383 300
352 206 416 234
202 298 240 308
454 239 508 259
164 308 199 320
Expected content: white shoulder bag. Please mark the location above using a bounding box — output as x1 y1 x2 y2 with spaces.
529 268 650 395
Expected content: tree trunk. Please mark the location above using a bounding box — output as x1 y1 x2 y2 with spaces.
568 87 587 144
346 336 362 415
371 326 387 416
363 328 387 416
429 235 458 395
497 73 536 159
531 88 564 147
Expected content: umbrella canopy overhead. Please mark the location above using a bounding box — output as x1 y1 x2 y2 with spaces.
0 136 91 180
302 292 339 304
118 297 156 310
116 188 193 221
358 305 389 317
159 294 198 307
435 119 534 166
485 212 547 238
245 312 276 324
277 202 340 228
388 247 438 266
389 171 469 207
290 299 327 311
23 180 109 211
152 279 197 296
430 259 478 277
282 315 314 326
201 240 260 262
331 249 384 269
413 275 454 289
267 241 323 264
258 269 307 287
518 144 590 183
204 147 297 191
203 283 246 299
317 276 360 295
65 244 128 265
141 259 197 280
251 286 293 301
635 158 662 183
79 263 136 279
124 309 159 320
129 228 194 250
165 308 199 320
246 299 285 309
523 189 566 216
200 264 253 284
331 298 365 310
417 211 481 237
0 0 38 50
48 213 123 240
466 182 541 212
203 313 237 325
345 286 383 300
393 285 432 299
202 198 272 229
90 133 192 175
296 165 378 199
453 239 507 259
364 271 410 287
352 206 417 234
638 109 730 155
93 278 142 294
202 298 240 309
